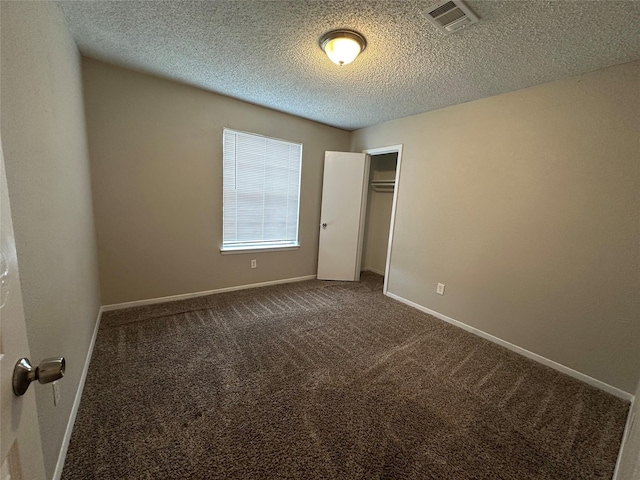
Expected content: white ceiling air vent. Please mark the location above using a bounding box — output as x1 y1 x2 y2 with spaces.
425 0 479 34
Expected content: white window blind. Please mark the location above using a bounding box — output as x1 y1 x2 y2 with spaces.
223 129 302 250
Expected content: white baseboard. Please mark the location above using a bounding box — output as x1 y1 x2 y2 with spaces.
385 291 633 402
101 275 318 312
53 307 103 480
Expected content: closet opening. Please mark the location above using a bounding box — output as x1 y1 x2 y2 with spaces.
361 145 402 295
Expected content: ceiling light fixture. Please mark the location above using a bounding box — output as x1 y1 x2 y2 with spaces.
319 29 367 66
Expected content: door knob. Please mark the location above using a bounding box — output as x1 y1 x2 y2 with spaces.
321 223 327 229
13 357 65 396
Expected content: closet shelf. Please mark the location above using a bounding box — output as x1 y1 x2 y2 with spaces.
370 180 395 192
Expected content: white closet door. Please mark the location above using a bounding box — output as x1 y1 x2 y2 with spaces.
317 151 368 281
1 140 46 480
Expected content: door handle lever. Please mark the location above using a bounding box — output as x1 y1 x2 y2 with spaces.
12 357 65 396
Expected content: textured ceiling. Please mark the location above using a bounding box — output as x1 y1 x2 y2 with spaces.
58 0 640 130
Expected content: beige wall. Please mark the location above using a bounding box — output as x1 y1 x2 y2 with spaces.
352 61 640 393
82 59 351 305
1 2 102 477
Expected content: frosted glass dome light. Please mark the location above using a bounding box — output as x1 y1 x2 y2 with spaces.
320 30 367 66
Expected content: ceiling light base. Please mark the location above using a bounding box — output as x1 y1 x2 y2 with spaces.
319 29 367 66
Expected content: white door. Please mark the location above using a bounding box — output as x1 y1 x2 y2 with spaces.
317 152 369 281
0 138 46 479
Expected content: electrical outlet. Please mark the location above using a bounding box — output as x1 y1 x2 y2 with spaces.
436 283 445 295
53 381 60 406
251 259 257 269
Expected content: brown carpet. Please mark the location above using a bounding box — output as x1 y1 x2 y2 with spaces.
62 273 628 479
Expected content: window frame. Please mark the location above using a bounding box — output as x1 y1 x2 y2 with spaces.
220 128 303 254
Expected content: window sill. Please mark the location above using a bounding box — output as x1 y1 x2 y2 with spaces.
220 245 300 255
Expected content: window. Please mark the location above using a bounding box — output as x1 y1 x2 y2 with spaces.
222 129 302 252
